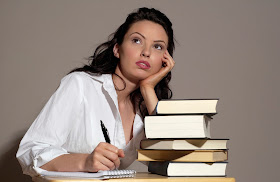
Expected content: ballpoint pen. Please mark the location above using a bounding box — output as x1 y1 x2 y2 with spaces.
100 120 111 144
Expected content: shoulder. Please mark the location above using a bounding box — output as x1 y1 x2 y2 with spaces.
55 72 93 95
61 72 91 82
59 72 113 94
62 72 110 84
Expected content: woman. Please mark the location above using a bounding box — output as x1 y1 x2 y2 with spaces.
16 7 175 176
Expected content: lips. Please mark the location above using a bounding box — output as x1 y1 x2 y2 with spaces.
136 60 151 69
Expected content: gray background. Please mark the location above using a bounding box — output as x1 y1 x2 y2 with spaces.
1 0 279 181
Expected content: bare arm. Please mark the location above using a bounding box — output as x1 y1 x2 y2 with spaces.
41 142 125 172
140 50 175 115
41 153 88 172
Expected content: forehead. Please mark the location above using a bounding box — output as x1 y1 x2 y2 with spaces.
125 20 168 43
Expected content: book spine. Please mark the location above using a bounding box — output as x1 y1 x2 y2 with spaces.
148 161 169 176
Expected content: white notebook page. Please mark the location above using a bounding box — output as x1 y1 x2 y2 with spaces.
39 169 136 179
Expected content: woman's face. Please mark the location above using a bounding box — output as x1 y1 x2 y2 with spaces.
114 20 168 82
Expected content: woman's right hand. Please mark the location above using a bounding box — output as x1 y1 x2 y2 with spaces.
84 142 125 172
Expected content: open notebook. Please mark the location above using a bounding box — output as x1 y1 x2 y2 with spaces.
39 169 136 179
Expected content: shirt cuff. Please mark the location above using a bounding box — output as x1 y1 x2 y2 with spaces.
32 146 69 175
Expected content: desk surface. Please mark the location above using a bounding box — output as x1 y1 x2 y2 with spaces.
33 172 235 182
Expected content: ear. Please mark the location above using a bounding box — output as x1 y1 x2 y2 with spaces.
113 43 120 58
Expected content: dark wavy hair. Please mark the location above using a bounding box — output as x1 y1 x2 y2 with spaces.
70 7 175 117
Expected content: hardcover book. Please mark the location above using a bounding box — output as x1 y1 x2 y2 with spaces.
140 139 229 150
137 149 228 162
155 99 219 115
148 161 227 177
144 115 211 138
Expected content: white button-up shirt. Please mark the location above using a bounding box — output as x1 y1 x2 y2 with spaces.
16 72 146 176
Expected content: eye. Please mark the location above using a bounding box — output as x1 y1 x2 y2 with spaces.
132 38 141 44
154 44 163 50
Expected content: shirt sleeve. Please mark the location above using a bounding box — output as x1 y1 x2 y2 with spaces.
16 73 84 176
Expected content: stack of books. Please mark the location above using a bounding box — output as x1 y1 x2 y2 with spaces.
138 99 229 177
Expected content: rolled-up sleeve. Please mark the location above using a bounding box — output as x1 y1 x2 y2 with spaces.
16 73 84 176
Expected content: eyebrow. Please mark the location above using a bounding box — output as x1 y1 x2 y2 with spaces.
129 32 167 45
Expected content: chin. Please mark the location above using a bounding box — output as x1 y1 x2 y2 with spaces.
134 74 149 81
131 71 150 81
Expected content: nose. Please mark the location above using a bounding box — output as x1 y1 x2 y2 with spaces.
141 46 151 58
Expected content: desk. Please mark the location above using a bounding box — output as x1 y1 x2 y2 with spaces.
33 172 235 182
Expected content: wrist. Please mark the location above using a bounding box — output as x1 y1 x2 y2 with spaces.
140 84 154 93
79 154 90 172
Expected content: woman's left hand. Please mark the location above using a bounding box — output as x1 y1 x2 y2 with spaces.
139 50 175 115
139 50 175 89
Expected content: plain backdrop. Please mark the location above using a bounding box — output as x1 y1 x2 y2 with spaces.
1 0 279 181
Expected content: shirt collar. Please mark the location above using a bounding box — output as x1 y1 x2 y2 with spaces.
85 72 143 120
85 72 111 83
85 72 119 108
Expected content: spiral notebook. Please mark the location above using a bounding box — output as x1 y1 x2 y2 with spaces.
39 169 136 179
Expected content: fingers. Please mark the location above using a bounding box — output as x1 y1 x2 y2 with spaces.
139 50 175 89
165 50 175 64
90 156 111 171
100 149 120 169
118 149 125 158
157 50 175 78
162 50 175 71
87 142 124 171
101 142 119 154
99 143 122 169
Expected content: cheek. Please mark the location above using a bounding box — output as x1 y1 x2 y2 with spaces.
151 56 163 73
121 45 140 58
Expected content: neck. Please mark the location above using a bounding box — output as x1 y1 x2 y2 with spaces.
112 68 139 104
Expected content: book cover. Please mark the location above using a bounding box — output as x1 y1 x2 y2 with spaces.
156 99 219 115
140 139 229 150
137 149 228 162
148 161 227 177
144 115 211 138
